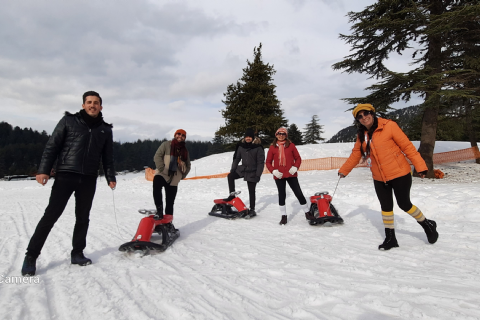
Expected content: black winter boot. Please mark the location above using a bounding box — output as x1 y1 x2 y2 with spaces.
154 205 164 220
71 252 92 266
279 215 287 225
418 219 438 244
21 254 37 276
244 209 256 219
224 192 236 202
378 228 399 250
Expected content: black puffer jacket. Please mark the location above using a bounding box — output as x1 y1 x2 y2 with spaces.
231 138 265 183
37 111 116 183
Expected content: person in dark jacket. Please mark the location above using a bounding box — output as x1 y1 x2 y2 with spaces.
266 127 310 225
21 91 116 277
226 128 265 218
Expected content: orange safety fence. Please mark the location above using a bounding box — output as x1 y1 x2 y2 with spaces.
144 146 480 181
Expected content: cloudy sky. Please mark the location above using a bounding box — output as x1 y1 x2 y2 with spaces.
1 0 416 142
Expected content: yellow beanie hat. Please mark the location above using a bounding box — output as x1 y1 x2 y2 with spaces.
352 104 375 118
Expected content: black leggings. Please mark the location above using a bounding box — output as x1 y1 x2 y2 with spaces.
153 175 178 215
228 172 257 210
274 177 307 206
373 173 413 212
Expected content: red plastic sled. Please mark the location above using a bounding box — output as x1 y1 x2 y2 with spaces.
209 191 249 219
119 210 179 252
307 192 343 225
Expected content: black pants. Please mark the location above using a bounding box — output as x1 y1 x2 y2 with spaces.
228 172 257 210
153 175 178 215
27 173 97 258
373 173 413 212
274 177 307 206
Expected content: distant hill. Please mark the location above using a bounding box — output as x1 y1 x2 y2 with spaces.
327 106 421 143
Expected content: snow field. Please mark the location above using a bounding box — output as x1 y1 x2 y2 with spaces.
0 142 479 320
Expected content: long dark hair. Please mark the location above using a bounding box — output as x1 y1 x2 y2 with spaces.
271 137 291 148
355 115 378 158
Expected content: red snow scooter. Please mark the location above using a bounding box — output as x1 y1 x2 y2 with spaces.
307 192 344 226
208 191 252 219
119 209 179 253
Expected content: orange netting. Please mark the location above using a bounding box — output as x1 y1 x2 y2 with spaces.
147 146 480 181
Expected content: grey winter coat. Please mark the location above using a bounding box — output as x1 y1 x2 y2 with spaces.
231 139 265 183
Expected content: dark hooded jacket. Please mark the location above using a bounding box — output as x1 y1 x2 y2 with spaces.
231 137 265 183
37 111 116 183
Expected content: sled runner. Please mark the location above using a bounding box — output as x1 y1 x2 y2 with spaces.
307 192 344 226
118 209 179 253
208 191 251 219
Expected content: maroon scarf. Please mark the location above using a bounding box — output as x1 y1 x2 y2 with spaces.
168 139 188 177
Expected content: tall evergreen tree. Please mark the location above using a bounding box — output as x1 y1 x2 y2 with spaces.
217 43 287 144
207 131 226 155
288 123 303 145
332 0 480 177
303 115 325 144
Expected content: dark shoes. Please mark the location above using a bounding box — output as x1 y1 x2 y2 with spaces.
244 209 256 219
279 215 287 225
71 252 92 266
418 219 439 244
378 228 399 250
154 206 164 220
224 192 236 202
21 255 37 276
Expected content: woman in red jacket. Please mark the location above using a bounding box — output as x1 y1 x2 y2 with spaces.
338 104 439 250
266 128 310 225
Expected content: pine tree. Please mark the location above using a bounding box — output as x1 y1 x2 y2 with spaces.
332 0 480 177
217 43 287 144
207 132 225 156
288 123 303 145
303 115 325 144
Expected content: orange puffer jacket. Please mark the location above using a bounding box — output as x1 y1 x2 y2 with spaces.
339 118 427 182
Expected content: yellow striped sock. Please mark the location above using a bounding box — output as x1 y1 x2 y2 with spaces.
406 205 425 222
382 211 395 229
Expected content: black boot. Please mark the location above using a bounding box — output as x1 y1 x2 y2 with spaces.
418 219 438 244
21 254 37 276
154 205 164 220
244 209 256 219
279 215 287 225
71 252 92 266
378 228 399 250
224 191 236 202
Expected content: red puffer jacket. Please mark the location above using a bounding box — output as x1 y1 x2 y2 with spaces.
266 142 302 179
339 118 427 182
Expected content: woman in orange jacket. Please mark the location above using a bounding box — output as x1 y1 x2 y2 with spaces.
338 104 438 250
266 127 310 225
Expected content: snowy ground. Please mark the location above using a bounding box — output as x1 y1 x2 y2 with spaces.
1 142 479 320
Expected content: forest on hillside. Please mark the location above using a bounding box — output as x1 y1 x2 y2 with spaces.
0 121 213 178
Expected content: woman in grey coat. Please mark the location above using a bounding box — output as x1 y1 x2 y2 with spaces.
226 128 265 218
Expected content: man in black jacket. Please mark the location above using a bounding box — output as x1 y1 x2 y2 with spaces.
22 91 116 276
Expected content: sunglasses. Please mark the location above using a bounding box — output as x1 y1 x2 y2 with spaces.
276 132 287 136
176 133 186 138
356 110 373 121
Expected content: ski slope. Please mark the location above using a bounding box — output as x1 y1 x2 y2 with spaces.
1 142 479 320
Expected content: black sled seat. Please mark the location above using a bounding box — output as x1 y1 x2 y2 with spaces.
209 191 249 219
307 192 344 226
119 209 179 252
